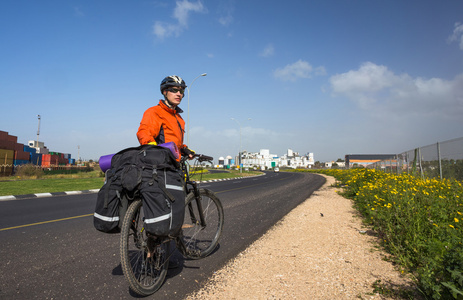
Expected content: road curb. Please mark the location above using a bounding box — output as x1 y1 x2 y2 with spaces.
0 189 100 201
200 173 265 183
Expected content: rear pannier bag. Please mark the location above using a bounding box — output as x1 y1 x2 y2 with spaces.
94 144 185 236
140 168 185 237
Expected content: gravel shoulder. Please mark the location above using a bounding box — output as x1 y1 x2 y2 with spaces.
186 175 420 299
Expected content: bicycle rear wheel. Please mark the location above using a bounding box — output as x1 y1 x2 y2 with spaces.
120 199 169 296
181 188 224 259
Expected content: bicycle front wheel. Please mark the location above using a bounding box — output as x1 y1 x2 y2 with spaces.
181 188 224 259
120 199 169 296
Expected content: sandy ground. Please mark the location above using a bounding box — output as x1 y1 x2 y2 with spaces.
186 175 420 300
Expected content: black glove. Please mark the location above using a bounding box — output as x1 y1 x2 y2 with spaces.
181 147 195 157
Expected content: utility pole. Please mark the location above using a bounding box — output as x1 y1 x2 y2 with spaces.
230 118 251 173
36 115 41 153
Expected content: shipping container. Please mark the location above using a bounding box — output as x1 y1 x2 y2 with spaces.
24 145 36 153
0 149 14 164
0 140 15 150
6 135 17 143
0 132 18 150
14 150 30 161
13 159 29 166
14 143 24 152
37 147 49 154
42 154 66 165
30 153 42 165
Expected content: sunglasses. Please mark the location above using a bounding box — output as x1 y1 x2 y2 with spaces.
167 88 185 95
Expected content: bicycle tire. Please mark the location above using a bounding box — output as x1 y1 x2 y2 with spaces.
120 199 169 296
181 188 224 259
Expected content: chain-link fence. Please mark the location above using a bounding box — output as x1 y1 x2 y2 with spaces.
368 137 463 181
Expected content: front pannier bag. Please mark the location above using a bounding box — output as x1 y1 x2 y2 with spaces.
94 169 123 233
94 145 185 237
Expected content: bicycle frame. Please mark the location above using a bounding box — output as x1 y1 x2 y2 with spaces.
181 155 213 224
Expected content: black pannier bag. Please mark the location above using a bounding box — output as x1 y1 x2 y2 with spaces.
139 167 186 237
94 145 185 236
93 168 123 233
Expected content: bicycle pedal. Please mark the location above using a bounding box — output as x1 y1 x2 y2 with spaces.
182 224 194 229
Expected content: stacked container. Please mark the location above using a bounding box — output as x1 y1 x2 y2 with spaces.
41 153 67 167
1 130 75 174
24 145 43 166
0 131 20 175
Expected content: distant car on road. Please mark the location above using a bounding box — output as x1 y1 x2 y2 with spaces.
274 167 279 172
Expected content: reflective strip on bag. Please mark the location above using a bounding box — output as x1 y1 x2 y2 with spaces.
166 184 183 191
94 212 119 222
144 213 171 224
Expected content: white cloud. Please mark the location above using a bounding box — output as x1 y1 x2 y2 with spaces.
217 0 234 26
259 44 274 57
218 15 233 26
273 60 326 81
448 22 463 50
174 0 205 26
330 62 400 108
330 62 463 117
153 0 207 39
73 7 84 17
153 22 179 39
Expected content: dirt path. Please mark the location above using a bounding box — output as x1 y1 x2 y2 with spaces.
186 175 419 299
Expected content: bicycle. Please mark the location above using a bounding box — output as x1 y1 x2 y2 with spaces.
119 153 224 296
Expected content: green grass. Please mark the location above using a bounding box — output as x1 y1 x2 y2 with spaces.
0 169 262 196
0 177 105 196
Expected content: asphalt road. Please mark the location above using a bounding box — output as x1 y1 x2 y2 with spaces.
0 171 325 299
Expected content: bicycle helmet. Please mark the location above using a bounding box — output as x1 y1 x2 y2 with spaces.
160 75 187 93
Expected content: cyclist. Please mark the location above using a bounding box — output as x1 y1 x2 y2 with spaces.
137 75 194 160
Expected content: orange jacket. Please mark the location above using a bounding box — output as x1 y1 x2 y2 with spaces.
137 100 186 158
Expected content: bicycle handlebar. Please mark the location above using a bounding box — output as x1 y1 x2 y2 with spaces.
195 154 213 162
180 153 214 164
195 154 214 162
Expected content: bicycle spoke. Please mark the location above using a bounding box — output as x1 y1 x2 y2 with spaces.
181 189 224 259
120 199 169 296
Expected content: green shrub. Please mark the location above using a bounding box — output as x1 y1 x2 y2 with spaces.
15 164 44 178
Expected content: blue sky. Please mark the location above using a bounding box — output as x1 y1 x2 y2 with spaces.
1 0 463 163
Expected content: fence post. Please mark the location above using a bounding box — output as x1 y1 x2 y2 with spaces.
437 142 442 180
412 148 418 175
396 155 399 175
418 147 424 179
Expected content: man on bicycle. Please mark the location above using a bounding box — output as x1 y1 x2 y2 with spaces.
137 75 194 160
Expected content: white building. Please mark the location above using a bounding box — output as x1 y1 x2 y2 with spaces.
235 149 315 169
